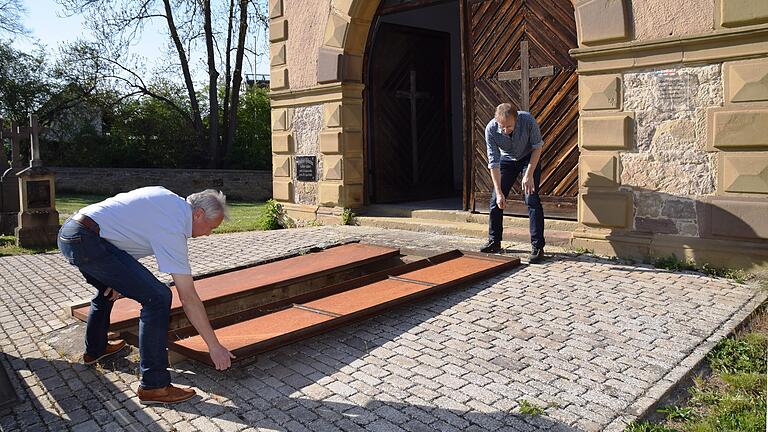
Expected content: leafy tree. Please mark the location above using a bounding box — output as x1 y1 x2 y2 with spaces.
0 43 52 123
56 0 269 167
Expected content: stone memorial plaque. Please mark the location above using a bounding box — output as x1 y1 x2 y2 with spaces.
653 71 695 111
296 156 317 182
26 180 51 209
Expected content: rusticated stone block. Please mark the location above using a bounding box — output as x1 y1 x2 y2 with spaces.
317 47 343 84
720 0 768 27
269 19 288 42
323 155 343 180
273 180 293 202
709 108 768 150
724 58 768 103
272 109 289 131
272 155 291 178
319 182 342 206
345 184 363 208
579 191 631 228
272 133 293 154
324 11 349 48
579 75 621 110
320 130 342 154
342 103 363 130
579 153 619 188
270 68 289 90
698 197 768 239
344 156 364 184
270 43 286 67
721 153 768 194
269 0 283 19
579 114 634 150
576 0 631 45
324 103 341 128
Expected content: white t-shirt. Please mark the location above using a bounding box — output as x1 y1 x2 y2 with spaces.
80 186 193 275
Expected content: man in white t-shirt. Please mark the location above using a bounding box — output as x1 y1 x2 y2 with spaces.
58 187 234 404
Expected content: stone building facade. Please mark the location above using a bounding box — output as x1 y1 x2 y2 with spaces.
268 0 768 270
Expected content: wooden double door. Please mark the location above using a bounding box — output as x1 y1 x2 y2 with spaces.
469 0 579 218
368 0 579 218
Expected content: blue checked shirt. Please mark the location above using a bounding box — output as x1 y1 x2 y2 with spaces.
485 111 544 169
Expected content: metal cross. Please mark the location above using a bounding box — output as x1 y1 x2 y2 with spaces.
498 40 555 112
395 69 430 184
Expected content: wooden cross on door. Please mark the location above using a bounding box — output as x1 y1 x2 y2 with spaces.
395 69 430 184
498 40 555 112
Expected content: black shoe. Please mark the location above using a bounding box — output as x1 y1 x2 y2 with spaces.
528 247 544 263
480 240 502 253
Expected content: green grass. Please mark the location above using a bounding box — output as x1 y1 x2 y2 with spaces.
214 201 267 233
0 194 268 256
625 312 767 432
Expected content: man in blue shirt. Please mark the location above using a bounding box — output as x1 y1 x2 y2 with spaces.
481 103 545 263
58 187 235 404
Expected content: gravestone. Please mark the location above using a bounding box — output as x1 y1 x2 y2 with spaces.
0 119 25 235
15 115 59 248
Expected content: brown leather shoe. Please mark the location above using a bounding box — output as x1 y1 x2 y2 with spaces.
137 385 196 405
83 340 127 365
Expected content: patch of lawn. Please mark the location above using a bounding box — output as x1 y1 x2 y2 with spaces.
214 201 267 233
625 308 768 432
0 235 53 257
0 195 268 256
56 194 108 223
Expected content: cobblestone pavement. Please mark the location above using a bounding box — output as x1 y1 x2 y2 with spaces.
0 226 764 432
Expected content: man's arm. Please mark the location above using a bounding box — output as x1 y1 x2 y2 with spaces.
521 146 542 195
486 125 506 209
172 273 235 370
522 116 544 195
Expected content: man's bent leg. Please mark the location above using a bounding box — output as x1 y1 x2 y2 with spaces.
487 163 517 243
77 241 173 390
81 271 114 358
525 163 545 250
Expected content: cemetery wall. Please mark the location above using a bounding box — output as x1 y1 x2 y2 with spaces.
52 167 272 201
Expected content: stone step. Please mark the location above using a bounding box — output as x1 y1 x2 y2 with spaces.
360 204 581 231
167 250 520 366
355 215 573 248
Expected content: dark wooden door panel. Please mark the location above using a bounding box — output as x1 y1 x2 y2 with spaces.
469 0 579 219
370 23 454 203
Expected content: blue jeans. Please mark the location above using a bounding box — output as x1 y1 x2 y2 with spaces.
488 156 546 249
58 218 172 389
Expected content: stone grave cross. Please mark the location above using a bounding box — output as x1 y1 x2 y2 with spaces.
497 40 555 112
395 69 430 184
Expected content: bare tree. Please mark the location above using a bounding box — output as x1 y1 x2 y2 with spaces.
0 0 29 36
56 0 269 167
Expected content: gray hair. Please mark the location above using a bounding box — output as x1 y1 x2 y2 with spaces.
187 189 229 220
495 103 518 120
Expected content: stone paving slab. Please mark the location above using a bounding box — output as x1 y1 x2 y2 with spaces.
0 226 764 432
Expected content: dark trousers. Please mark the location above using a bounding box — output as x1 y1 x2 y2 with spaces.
58 219 172 389
488 156 545 249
